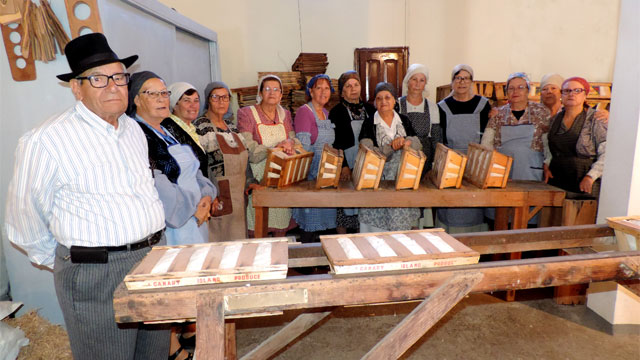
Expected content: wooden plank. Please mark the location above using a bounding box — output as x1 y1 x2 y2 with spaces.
241 311 333 360
114 250 640 322
361 272 483 360
196 292 225 360
254 206 268 238
226 321 237 360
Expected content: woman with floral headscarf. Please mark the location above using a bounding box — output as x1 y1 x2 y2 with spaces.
329 71 376 233
237 75 300 236
397 63 441 174
292 74 337 242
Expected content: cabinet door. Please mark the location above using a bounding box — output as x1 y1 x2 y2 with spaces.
354 47 409 103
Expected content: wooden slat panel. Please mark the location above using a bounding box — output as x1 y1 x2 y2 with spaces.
236 243 259 268
168 246 197 273
351 237 380 260
129 248 167 276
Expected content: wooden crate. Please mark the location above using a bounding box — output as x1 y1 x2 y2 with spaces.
263 145 313 188
321 229 480 275
463 143 512 189
429 143 467 189
395 147 426 190
607 215 640 251
352 143 386 190
587 82 612 99
124 239 289 290
315 144 344 189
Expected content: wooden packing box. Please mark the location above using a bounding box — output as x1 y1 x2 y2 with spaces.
315 144 344 189
463 143 512 189
430 143 467 189
352 143 386 190
263 145 314 188
124 239 289 291
395 147 426 190
320 229 480 275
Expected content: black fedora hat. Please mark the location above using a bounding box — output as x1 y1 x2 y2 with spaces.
56 33 138 82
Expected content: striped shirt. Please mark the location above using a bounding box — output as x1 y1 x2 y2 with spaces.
4 101 165 268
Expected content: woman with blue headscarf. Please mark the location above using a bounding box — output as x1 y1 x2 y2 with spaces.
293 74 337 242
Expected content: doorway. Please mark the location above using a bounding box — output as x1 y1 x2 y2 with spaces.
354 47 409 102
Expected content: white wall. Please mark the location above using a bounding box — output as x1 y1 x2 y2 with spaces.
158 0 620 100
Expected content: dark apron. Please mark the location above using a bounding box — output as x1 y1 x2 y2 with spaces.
548 111 600 200
399 97 433 174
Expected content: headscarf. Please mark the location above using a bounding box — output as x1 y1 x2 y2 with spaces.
562 77 590 96
540 73 564 90
449 64 475 98
168 82 197 111
338 71 360 96
203 81 231 110
451 64 474 81
126 71 162 116
256 74 283 104
306 74 334 97
401 63 429 98
506 72 531 90
374 82 397 99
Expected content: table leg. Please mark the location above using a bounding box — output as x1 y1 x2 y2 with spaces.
494 208 510 231
226 321 237 360
196 293 225 360
505 206 528 301
254 206 269 238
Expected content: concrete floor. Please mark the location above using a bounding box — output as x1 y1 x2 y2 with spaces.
235 288 640 359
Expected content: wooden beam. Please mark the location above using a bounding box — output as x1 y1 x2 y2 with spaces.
362 272 483 360
254 206 268 238
114 250 640 323
241 310 333 360
196 292 225 360
226 321 237 360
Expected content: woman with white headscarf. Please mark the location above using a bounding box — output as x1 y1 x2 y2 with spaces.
237 75 300 237
436 64 492 233
397 63 441 174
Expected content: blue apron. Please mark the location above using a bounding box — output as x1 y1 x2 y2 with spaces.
436 97 487 227
152 126 209 245
495 109 544 224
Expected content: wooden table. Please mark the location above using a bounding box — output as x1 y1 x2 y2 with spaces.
252 179 566 238
113 225 639 360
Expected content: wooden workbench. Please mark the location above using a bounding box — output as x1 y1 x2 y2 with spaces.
113 224 640 360
252 179 565 237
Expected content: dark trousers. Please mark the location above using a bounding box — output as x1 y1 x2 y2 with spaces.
54 243 170 360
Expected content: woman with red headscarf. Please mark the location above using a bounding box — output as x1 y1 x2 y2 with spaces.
543 77 607 200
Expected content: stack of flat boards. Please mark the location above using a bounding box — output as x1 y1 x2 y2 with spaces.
124 239 289 290
232 86 258 108
321 229 480 275
292 53 328 76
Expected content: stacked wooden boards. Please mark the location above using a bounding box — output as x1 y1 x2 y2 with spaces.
321 229 479 275
124 239 289 290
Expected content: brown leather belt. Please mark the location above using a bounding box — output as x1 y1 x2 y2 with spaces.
106 229 164 252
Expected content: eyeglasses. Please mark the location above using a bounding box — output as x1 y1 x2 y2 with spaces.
76 73 130 88
140 90 171 99
454 76 471 83
561 88 586 95
263 86 281 93
210 94 230 102
507 85 528 93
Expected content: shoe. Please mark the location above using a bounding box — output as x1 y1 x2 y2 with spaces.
168 346 193 360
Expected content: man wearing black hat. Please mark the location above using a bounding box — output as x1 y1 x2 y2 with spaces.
5 33 170 358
